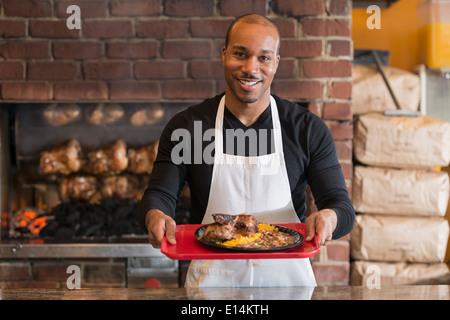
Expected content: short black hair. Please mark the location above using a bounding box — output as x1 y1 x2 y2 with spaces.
224 14 281 53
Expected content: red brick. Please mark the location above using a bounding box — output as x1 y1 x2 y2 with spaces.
107 41 157 59
109 81 161 100
83 61 132 80
162 40 212 59
163 81 214 99
137 19 189 38
334 141 352 161
303 19 351 37
0 20 27 38
56 0 108 18
274 59 297 79
189 60 223 79
28 61 78 80
271 80 322 100
53 82 107 100
0 41 50 59
340 162 353 179
327 121 353 140
303 60 352 78
280 39 322 58
273 0 324 16
273 19 297 37
165 0 214 17
312 263 349 284
329 81 352 99
83 20 133 38
328 0 351 16
323 102 352 120
0 61 25 80
0 262 31 281
30 20 80 38
4 0 52 17
110 0 159 16
53 41 104 59
329 40 351 57
135 61 185 79
1 82 52 100
190 19 234 38
219 0 267 16
33 263 69 281
308 102 321 117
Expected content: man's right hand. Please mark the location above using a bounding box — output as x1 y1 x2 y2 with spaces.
145 209 177 248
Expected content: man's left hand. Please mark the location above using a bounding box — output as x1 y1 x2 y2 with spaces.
305 209 337 245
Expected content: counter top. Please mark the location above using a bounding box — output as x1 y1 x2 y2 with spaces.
1 285 449 300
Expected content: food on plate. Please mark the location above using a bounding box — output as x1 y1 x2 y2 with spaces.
39 139 82 175
127 141 159 174
86 139 128 175
43 103 81 126
86 103 124 125
202 213 296 248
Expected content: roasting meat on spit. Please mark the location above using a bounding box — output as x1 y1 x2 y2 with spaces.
100 175 140 200
127 141 159 174
59 175 97 202
202 213 259 241
130 104 164 126
86 139 128 175
43 103 81 126
39 139 82 175
86 103 124 125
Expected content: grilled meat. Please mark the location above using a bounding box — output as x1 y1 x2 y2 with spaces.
86 139 128 175
43 103 81 126
59 175 97 201
86 103 124 125
202 213 259 241
127 141 159 174
39 139 82 175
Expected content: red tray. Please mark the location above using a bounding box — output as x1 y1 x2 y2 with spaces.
160 223 320 260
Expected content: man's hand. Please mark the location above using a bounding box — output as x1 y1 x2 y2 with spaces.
145 209 176 248
305 209 337 245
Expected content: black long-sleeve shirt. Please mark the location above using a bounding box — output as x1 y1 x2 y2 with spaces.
137 93 354 239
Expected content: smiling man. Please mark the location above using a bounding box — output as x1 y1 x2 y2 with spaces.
138 14 355 288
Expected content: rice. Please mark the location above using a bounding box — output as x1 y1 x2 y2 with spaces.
218 223 277 247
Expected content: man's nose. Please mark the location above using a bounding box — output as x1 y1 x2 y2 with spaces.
241 57 259 75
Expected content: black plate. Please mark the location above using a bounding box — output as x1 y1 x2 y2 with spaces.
194 224 303 252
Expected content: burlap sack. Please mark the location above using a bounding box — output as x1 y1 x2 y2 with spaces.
353 166 450 216
350 261 450 286
352 64 420 115
354 112 450 168
351 214 449 263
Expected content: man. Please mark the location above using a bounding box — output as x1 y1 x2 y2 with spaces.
138 14 354 287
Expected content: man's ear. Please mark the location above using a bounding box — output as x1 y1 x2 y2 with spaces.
222 46 227 65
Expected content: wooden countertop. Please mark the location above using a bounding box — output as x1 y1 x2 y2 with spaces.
1 285 449 300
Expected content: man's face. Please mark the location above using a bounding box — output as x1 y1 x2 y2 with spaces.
222 22 280 106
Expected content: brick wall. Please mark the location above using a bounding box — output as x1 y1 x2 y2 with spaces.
0 0 353 286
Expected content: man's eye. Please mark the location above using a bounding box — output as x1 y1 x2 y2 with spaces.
233 52 245 58
260 56 271 62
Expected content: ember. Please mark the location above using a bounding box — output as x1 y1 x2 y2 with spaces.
12 209 48 236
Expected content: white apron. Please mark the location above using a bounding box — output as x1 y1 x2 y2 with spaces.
185 95 317 288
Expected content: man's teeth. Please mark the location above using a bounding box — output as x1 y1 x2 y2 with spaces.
239 80 258 86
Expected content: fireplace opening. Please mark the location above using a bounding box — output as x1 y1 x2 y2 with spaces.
0 102 190 240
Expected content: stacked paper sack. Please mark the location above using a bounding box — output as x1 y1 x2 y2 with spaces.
351 65 450 286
